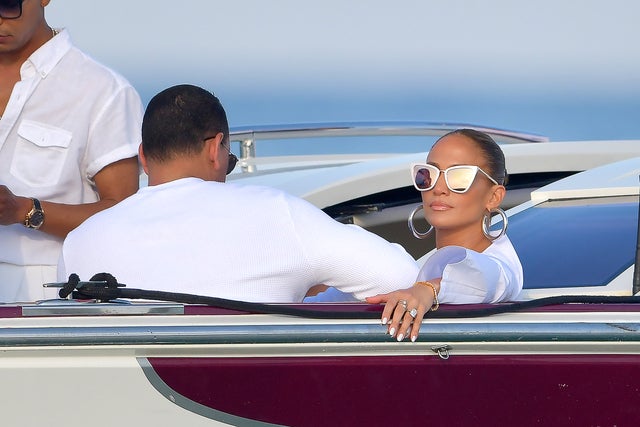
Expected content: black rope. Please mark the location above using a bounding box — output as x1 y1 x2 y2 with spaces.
59 274 640 319
88 272 121 288
433 294 640 318
58 273 80 299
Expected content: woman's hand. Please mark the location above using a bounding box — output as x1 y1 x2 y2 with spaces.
366 280 440 342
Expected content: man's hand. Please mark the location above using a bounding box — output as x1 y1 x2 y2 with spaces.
0 185 29 226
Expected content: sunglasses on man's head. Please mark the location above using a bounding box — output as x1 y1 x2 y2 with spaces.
410 163 498 194
0 0 23 19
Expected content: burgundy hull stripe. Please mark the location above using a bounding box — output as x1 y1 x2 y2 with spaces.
138 358 283 426
182 303 640 316
0 306 23 318
145 355 640 426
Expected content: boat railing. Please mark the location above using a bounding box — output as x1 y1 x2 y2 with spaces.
229 121 549 160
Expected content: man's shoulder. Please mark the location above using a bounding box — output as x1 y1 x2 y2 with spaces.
225 182 314 207
72 191 139 231
61 45 135 90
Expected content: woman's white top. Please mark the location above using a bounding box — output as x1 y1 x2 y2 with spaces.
417 235 523 303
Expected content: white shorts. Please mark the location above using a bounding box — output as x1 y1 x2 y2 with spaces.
0 263 59 303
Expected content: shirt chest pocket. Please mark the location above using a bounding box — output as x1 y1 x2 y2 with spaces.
11 120 73 188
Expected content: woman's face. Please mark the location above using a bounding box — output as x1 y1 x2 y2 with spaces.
421 133 499 233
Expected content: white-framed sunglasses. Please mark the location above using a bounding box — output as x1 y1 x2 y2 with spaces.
410 163 499 194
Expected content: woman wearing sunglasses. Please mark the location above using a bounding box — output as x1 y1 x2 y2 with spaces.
367 129 523 342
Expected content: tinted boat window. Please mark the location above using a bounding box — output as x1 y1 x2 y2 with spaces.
507 196 639 289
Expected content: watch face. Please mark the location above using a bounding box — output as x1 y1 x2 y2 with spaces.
30 211 45 228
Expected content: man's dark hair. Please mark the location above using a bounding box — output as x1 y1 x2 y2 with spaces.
142 84 229 161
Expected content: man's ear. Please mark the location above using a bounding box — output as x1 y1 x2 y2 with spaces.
205 132 225 163
138 144 149 175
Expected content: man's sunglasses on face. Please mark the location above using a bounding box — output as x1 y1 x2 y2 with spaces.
0 0 23 20
203 134 238 175
220 141 238 175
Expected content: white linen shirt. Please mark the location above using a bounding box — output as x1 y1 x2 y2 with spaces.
59 178 419 303
0 29 143 267
417 235 523 303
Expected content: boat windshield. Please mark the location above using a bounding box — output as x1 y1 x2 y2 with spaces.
507 195 639 289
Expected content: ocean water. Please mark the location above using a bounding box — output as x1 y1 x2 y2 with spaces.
223 92 640 141
134 81 639 157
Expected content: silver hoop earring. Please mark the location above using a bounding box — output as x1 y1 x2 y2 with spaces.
482 208 508 241
408 204 433 239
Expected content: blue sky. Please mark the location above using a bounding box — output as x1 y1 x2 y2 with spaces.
46 1 640 140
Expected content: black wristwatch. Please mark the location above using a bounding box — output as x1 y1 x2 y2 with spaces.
24 198 45 230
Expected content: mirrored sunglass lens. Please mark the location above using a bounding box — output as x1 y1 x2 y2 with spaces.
446 167 477 192
414 167 435 190
0 0 22 18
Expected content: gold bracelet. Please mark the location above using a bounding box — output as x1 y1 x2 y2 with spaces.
414 281 439 311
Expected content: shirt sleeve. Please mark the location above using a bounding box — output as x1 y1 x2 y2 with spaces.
284 194 420 300
416 239 523 303
84 84 143 179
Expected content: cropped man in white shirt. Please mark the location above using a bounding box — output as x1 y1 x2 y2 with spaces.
59 84 419 302
0 0 143 301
